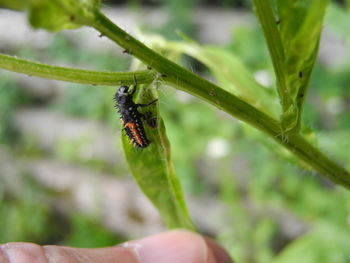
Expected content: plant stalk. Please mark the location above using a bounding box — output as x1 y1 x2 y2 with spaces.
251 0 291 113
87 11 350 186
0 53 156 85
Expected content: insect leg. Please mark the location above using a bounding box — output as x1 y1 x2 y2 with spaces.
131 75 137 97
136 99 158 107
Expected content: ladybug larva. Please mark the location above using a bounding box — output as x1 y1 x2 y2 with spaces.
114 77 157 148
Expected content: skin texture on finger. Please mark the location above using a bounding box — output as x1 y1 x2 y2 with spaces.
0 243 47 263
44 246 138 263
0 248 5 263
0 230 233 263
0 242 138 263
123 230 233 263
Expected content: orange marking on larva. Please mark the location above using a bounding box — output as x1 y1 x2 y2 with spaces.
124 122 144 146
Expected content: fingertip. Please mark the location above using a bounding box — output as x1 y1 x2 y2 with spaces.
125 230 206 263
124 230 233 263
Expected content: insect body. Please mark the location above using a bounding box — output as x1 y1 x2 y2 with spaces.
114 78 157 148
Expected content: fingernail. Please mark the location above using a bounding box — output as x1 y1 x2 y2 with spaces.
205 237 234 263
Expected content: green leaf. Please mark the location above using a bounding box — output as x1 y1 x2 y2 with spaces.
0 0 100 31
27 1 81 31
252 0 329 134
0 0 24 10
276 0 330 133
272 223 350 263
179 44 280 118
121 82 194 230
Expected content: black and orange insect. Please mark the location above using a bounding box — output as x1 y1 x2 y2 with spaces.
114 77 157 148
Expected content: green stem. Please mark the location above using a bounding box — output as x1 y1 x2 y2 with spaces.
87 11 350 187
251 0 292 113
0 53 156 85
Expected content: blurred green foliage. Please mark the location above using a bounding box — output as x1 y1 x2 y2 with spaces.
0 76 23 145
0 174 119 246
0 1 350 262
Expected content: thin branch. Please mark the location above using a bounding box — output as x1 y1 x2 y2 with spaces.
0 53 156 86
251 0 292 112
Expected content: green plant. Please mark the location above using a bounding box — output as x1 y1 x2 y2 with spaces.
0 0 349 234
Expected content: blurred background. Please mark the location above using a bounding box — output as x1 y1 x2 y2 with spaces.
1 0 350 262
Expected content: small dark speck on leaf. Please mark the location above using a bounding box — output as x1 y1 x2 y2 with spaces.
144 112 157 129
209 89 216 97
147 117 157 129
299 71 303 78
